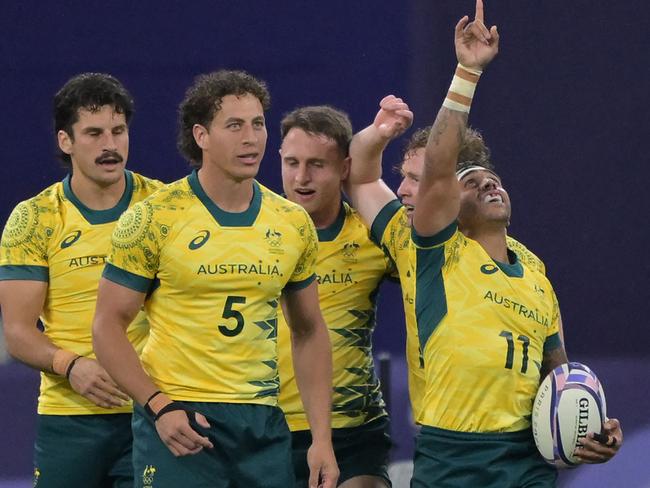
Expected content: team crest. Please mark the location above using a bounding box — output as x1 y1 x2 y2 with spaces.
342 241 360 263
142 465 156 487
265 228 284 254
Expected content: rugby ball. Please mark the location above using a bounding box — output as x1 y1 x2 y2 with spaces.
532 362 606 468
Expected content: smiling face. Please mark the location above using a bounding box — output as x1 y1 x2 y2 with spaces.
57 104 128 189
280 127 349 228
194 93 267 182
458 168 511 230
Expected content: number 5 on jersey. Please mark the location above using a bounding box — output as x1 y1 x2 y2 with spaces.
219 296 246 336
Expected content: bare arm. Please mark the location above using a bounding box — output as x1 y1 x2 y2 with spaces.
282 281 338 488
92 277 213 457
413 0 499 237
92 278 155 404
0 280 128 408
0 280 54 370
345 95 413 227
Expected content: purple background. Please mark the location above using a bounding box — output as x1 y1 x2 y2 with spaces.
1 0 648 484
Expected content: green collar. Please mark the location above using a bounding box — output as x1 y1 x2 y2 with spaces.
494 249 524 278
63 170 134 225
187 170 261 227
316 202 346 242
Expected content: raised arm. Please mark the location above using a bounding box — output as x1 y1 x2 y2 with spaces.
345 95 413 227
282 281 338 488
413 0 499 237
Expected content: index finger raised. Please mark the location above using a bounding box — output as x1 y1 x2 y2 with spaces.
475 0 485 23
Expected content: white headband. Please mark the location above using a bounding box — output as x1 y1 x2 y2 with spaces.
456 165 500 181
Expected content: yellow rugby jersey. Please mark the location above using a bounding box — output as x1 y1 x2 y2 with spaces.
411 223 561 432
0 171 162 415
370 200 548 422
104 172 318 405
278 202 392 431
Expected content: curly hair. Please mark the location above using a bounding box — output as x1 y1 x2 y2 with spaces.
280 105 352 157
53 73 134 168
399 125 494 171
177 70 271 168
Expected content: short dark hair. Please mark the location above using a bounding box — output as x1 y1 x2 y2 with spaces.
177 70 271 168
400 125 494 171
280 105 353 157
53 73 134 168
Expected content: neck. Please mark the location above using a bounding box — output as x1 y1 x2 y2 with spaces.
311 198 342 230
461 224 508 262
70 172 126 210
197 165 254 212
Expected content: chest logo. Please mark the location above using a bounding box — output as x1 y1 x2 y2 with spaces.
342 241 360 262
480 263 499 275
265 228 282 247
189 230 210 250
60 230 81 249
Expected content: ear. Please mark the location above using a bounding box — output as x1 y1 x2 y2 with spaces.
340 156 351 181
57 130 73 155
192 124 209 151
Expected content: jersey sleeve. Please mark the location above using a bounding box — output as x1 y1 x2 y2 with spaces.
103 200 163 292
285 209 318 291
543 287 562 353
0 199 51 281
370 199 407 261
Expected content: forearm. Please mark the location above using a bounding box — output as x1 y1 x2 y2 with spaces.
423 107 467 180
3 320 59 372
348 125 390 185
292 321 333 443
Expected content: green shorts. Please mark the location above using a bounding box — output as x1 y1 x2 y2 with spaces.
132 402 294 488
412 425 557 488
291 416 392 488
34 413 133 488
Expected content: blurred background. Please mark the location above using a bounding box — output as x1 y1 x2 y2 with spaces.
1 1 648 486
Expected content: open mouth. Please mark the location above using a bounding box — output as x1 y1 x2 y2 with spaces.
294 188 315 197
483 193 503 204
237 153 259 164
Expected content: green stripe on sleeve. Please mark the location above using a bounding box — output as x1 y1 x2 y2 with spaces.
411 221 457 249
370 199 402 246
283 274 316 293
0 265 49 282
543 332 562 353
415 246 448 354
102 263 153 293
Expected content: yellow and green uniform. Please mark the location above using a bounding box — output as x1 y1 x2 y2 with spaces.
411 222 560 431
371 200 548 421
104 171 318 404
0 171 162 415
278 202 392 431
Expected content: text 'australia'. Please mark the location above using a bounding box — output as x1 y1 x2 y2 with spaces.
483 290 549 327
197 263 280 276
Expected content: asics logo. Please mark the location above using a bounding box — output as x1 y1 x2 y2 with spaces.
480 263 499 275
60 231 81 249
188 230 210 250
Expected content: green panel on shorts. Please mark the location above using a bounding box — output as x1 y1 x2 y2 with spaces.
412 426 557 488
34 414 133 488
291 416 392 488
132 402 294 488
